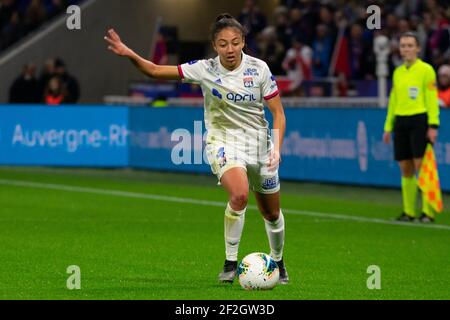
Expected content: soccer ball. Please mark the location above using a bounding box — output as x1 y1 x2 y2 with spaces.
237 252 280 290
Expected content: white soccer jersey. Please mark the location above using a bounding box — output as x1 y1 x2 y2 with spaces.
178 52 279 147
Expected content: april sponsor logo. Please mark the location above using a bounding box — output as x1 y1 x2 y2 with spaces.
211 89 256 103
11 124 128 153
226 92 256 103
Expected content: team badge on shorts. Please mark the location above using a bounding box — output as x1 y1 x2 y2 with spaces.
262 176 279 190
216 147 227 168
243 77 254 88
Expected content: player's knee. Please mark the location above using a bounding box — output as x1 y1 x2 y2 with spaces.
399 161 415 177
230 191 248 209
263 210 280 222
401 168 415 177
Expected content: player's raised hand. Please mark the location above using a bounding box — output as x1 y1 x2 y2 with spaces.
104 29 132 57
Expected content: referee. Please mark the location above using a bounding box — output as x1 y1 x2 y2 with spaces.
383 32 440 223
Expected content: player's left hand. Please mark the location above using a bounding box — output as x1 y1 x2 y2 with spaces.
427 128 438 144
267 150 281 172
104 29 132 57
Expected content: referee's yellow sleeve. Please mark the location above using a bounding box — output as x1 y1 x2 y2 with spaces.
424 66 440 127
384 70 397 132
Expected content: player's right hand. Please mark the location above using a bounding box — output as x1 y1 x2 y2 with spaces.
383 131 391 144
104 29 131 57
267 150 281 172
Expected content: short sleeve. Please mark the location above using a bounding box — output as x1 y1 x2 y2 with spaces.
260 63 279 101
424 65 440 127
178 60 205 84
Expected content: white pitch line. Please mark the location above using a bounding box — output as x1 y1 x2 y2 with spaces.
0 178 449 231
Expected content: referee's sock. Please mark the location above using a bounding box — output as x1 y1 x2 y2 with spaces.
401 176 417 217
264 210 285 262
224 203 246 262
422 192 435 218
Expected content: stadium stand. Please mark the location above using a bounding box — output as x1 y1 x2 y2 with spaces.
0 0 83 51
3 0 450 103
118 0 449 103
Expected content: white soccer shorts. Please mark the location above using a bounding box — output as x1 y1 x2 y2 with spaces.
205 142 280 194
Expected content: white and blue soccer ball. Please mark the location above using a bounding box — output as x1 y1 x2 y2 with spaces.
237 252 280 290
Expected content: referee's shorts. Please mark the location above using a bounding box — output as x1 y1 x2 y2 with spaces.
393 113 428 161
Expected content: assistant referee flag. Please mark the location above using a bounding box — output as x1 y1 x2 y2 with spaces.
418 144 444 213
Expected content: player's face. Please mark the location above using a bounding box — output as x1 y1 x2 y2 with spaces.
399 37 420 63
213 27 245 71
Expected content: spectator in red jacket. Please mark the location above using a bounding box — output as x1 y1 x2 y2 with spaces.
44 76 66 105
438 64 450 107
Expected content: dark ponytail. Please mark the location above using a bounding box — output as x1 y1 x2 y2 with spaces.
215 13 234 22
210 13 247 42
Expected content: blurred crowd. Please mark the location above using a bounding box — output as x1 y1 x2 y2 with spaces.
0 0 81 51
238 0 450 102
3 0 450 105
9 57 80 104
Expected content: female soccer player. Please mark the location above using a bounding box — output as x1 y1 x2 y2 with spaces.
104 14 288 283
383 32 440 223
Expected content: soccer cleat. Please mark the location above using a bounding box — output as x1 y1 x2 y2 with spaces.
276 259 289 284
419 213 435 223
396 212 416 222
218 260 237 283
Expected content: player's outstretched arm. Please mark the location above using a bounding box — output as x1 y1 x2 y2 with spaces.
266 95 286 171
104 28 181 81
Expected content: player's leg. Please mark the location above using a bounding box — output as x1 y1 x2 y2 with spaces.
218 167 249 282
398 159 418 220
394 116 417 221
247 156 288 284
411 115 435 222
253 191 284 261
205 143 249 282
253 191 288 284
221 167 249 260
221 167 249 211
412 157 434 221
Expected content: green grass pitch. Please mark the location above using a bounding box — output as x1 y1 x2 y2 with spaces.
0 167 449 300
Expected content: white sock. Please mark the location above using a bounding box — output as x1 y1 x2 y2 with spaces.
264 210 285 262
224 202 246 262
